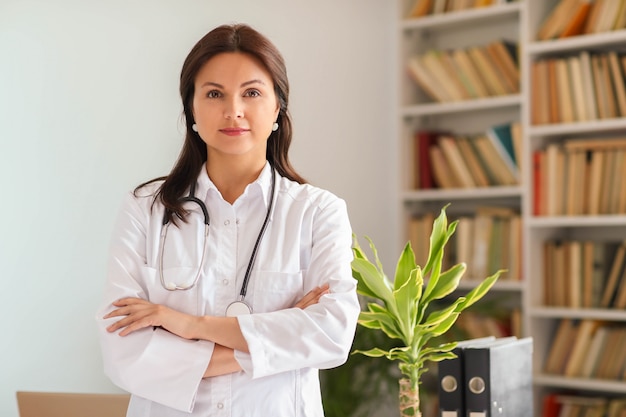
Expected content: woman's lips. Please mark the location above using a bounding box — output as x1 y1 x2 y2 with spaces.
220 128 249 136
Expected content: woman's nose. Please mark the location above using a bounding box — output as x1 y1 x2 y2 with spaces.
224 97 244 119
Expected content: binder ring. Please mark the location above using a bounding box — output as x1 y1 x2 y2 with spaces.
441 375 458 393
468 376 486 394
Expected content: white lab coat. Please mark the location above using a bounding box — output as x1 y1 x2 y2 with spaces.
96 163 360 417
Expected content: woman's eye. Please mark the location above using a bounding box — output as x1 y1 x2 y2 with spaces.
207 90 221 98
244 89 261 98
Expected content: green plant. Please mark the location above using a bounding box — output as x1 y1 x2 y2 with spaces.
351 206 503 417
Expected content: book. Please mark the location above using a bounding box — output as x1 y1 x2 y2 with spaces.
467 46 509 96
408 0 433 17
600 242 626 307
580 51 599 120
486 122 519 177
422 50 465 101
608 52 626 117
485 41 519 94
544 319 576 374
595 0 621 32
556 58 576 123
537 0 581 40
474 134 518 185
510 122 522 176
407 55 449 102
413 130 439 189
438 135 476 188
531 60 550 125
614 252 626 308
614 0 626 29
456 136 491 187
580 325 609 377
568 55 588 121
567 241 583 308
583 0 606 33
560 0 593 38
451 48 491 98
564 319 602 376
587 149 605 215
429 145 458 188
548 59 561 123
542 393 562 417
487 40 520 92
532 150 544 215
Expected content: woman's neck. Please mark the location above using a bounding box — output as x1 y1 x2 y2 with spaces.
206 157 266 204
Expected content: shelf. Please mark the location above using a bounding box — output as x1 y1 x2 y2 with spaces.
401 2 521 32
534 374 626 394
527 30 626 56
401 94 521 117
528 307 626 322
402 186 522 202
528 118 626 137
527 215 626 228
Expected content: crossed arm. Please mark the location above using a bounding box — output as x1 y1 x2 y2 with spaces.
103 283 330 378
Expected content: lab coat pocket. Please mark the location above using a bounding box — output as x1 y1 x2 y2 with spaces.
252 270 304 313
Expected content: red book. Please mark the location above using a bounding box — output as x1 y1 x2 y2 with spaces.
414 130 439 189
542 393 561 417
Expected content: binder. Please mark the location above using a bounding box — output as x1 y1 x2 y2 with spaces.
437 337 511 417
463 337 533 417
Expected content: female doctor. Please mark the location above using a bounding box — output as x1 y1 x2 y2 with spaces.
96 24 360 417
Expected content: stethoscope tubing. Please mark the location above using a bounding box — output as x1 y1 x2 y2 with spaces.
157 167 276 297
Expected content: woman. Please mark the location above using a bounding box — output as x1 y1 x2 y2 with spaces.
96 24 360 417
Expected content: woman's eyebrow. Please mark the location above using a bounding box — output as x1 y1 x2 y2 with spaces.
199 79 267 89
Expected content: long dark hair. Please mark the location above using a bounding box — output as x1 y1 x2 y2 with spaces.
136 24 305 222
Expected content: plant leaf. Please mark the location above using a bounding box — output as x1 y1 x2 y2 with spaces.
422 262 466 304
393 242 417 291
422 297 466 329
352 258 394 306
457 270 503 311
352 348 390 358
422 311 460 338
392 267 422 342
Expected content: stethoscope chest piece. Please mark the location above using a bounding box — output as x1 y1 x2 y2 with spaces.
225 300 252 317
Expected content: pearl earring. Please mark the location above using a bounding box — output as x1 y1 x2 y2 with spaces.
192 123 198 132
272 122 279 132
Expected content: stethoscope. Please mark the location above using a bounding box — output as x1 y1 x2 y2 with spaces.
157 166 276 317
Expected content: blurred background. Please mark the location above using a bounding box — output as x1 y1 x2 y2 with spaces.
0 1 398 416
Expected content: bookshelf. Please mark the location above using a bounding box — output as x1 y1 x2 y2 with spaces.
398 0 626 415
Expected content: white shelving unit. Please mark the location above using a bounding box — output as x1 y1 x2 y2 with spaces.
397 0 626 415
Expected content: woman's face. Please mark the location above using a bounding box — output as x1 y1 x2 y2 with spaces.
192 52 280 163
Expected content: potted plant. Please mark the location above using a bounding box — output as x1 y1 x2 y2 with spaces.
351 206 503 417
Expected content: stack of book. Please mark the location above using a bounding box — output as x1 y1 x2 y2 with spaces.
543 240 626 309
533 137 626 216
536 0 626 40
413 122 522 190
407 41 519 103
408 207 522 281
542 394 626 417
531 51 626 125
544 319 626 381
408 0 516 18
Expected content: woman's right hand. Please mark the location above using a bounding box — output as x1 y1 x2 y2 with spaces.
293 283 330 309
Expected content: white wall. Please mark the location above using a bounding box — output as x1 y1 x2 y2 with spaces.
0 1 397 415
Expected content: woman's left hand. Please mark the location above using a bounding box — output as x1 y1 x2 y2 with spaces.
104 298 196 339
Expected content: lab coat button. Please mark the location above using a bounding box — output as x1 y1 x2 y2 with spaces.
217 402 224 409
224 220 230 226
222 279 229 285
